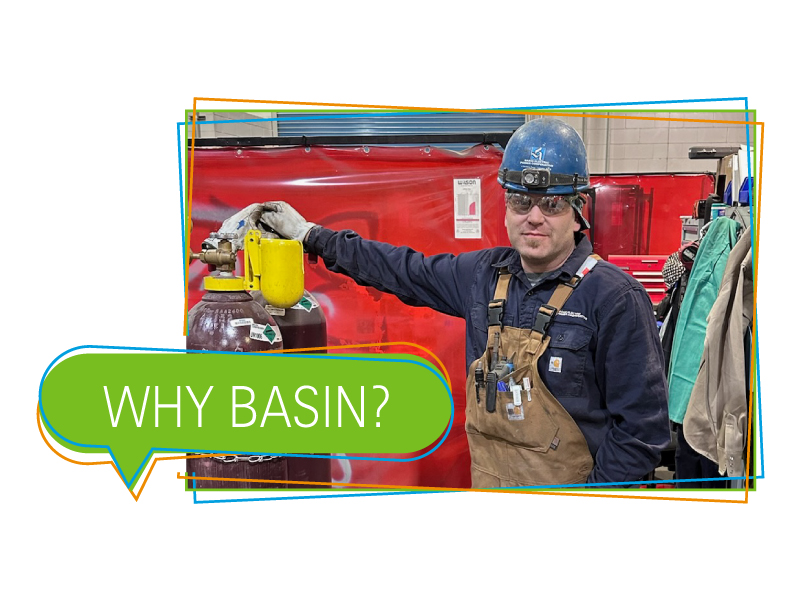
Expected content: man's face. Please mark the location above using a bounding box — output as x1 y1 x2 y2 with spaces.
504 191 581 273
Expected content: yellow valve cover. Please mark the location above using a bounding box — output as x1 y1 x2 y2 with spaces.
257 239 304 308
244 230 305 308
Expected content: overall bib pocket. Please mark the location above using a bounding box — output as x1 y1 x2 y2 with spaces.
540 323 592 398
467 363 559 452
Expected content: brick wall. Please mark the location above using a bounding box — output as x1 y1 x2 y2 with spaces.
548 112 753 174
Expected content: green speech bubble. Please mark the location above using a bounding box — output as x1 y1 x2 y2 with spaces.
40 349 453 486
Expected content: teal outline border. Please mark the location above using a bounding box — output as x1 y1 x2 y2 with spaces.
175 97 761 501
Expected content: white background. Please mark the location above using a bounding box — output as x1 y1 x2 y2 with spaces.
4 1 795 598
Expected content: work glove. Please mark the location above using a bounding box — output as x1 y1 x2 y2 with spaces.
258 201 317 243
204 203 270 251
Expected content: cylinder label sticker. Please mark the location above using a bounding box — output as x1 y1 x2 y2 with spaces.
291 295 319 312
250 323 282 344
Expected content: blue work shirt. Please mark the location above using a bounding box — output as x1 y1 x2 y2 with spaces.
307 227 670 484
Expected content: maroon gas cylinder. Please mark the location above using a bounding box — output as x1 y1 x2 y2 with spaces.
187 290 285 352
186 455 288 489
264 290 331 489
265 290 327 352
186 288 287 489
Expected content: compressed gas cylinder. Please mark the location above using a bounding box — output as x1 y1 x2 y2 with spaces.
185 455 288 489
186 286 285 489
263 290 327 352
186 289 284 352
257 289 331 488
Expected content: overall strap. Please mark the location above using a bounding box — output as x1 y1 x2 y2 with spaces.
533 254 601 336
488 268 512 328
486 255 601 332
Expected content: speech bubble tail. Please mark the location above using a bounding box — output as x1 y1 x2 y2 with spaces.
110 445 154 489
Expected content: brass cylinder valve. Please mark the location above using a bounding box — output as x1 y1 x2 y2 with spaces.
190 233 238 273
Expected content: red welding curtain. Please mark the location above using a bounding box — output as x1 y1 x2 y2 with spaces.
188 144 508 488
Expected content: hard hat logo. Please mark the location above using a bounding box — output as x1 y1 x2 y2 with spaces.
523 148 554 171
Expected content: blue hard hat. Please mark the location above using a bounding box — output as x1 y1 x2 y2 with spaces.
498 118 591 228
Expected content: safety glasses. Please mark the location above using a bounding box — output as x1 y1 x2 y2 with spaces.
505 191 577 216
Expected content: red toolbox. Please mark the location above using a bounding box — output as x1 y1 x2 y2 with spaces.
607 255 669 305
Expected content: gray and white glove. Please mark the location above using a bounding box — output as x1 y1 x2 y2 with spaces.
204 203 270 251
258 201 316 242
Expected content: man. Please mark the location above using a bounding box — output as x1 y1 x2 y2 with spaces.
221 118 670 487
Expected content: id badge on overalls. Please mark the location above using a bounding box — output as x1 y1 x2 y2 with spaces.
506 382 524 421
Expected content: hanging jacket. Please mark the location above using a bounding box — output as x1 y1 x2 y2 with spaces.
657 241 698 379
657 275 685 376
667 217 742 423
683 230 753 476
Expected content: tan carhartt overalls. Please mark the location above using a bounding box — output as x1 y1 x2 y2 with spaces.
465 256 600 487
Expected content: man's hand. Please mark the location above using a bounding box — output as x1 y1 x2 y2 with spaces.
204 201 316 250
258 201 316 242
204 203 269 251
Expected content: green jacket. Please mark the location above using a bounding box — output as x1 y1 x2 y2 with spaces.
668 217 742 423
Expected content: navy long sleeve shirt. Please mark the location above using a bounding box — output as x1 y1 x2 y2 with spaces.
306 227 670 484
